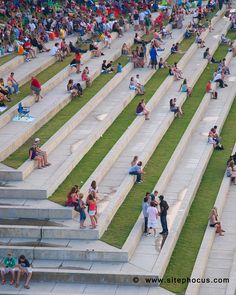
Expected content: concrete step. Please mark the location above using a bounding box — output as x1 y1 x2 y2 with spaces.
148 54 236 280
1 35 77 87
0 238 128 262
0 14 192 198
186 143 236 295
0 29 132 162
75 15 230 238
0 198 72 219
0 36 63 77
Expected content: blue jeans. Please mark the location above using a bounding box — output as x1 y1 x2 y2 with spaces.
8 84 19 94
160 214 168 234
144 217 148 233
129 171 141 182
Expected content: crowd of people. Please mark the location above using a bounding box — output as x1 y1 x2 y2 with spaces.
66 180 99 229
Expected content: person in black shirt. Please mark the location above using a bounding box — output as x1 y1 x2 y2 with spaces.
159 195 169 235
15 255 32 289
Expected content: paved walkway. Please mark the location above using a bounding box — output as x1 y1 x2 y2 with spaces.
199 184 236 295
0 29 135 161
0 13 190 196
91 16 229 229
0 281 174 295
0 35 77 86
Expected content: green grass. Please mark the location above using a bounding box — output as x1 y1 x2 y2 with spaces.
161 96 236 294
101 39 232 247
2 55 128 169
0 55 74 114
47 37 194 205
0 53 17 66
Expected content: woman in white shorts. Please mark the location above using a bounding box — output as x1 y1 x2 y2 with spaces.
147 202 159 237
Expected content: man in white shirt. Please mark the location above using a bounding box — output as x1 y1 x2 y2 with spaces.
50 43 63 61
213 72 227 88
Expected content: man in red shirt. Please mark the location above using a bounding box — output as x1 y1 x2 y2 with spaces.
30 77 42 102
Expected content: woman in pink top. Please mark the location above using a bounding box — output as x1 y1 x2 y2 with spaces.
147 201 159 237
87 194 97 229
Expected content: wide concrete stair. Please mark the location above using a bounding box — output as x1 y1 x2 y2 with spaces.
0 8 232 287
0 35 77 87
0 13 193 198
78 14 231 237
0 29 135 162
186 143 236 295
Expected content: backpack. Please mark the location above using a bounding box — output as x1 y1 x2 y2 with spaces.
74 201 81 212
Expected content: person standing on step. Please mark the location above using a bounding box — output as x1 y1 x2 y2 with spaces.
30 76 42 102
142 196 149 235
159 195 169 235
147 201 159 237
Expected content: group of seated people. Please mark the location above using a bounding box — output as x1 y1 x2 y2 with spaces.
208 125 224 150
131 45 146 68
170 43 180 54
0 72 19 106
1 253 32 289
129 75 145 95
50 40 71 62
101 60 115 73
169 97 184 118
66 181 99 229
226 153 236 184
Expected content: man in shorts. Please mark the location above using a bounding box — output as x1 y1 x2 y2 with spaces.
1 253 16 285
15 255 32 289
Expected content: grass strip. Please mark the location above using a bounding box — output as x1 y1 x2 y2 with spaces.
1 27 181 168
162 97 236 294
0 53 17 66
2 54 128 168
101 32 235 248
1 54 74 114
47 37 195 205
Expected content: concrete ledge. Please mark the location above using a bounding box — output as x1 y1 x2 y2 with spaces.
0 33 124 163
0 206 72 219
0 246 128 262
225 251 236 295
19 62 134 180
152 54 236 280
97 27 229 238
185 144 236 295
28 270 159 286
0 225 99 240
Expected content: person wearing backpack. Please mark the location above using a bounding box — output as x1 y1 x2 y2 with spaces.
74 193 86 228
159 195 169 235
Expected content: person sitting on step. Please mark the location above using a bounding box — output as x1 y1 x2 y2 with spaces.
169 97 183 117
129 161 144 184
34 138 51 167
209 207 225 236
136 99 150 120
15 255 32 289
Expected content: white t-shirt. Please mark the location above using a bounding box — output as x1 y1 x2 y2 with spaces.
147 206 158 221
214 73 222 81
50 46 59 56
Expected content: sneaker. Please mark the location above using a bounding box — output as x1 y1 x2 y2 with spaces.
24 285 30 289
1 280 5 285
15 283 19 288
10 280 14 285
